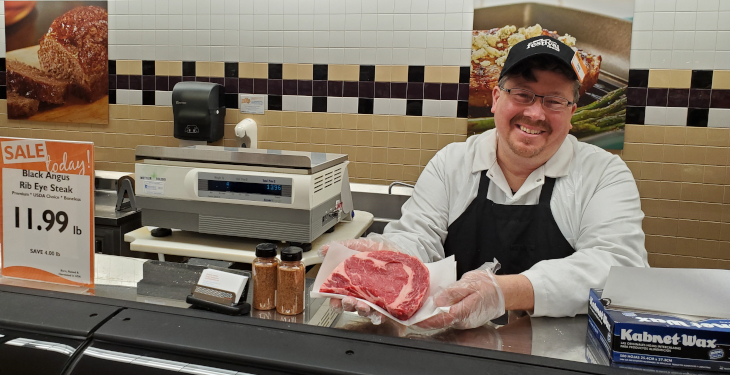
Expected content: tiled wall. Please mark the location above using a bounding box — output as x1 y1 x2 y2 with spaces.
625 0 730 269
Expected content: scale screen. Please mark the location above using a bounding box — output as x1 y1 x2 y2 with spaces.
207 180 283 196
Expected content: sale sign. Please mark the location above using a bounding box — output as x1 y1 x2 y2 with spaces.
0 138 94 287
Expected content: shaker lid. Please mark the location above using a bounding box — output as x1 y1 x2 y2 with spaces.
281 246 303 261
255 243 278 258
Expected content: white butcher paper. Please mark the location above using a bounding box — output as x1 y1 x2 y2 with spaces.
310 242 456 326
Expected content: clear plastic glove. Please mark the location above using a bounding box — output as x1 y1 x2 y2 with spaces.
329 296 385 325
416 261 505 330
318 233 400 258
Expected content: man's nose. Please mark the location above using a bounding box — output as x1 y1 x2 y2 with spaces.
522 98 547 122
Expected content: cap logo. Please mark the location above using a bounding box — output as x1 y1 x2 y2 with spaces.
526 38 560 52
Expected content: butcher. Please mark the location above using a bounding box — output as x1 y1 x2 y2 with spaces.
325 36 648 329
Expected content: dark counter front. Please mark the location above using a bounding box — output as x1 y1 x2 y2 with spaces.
0 285 648 375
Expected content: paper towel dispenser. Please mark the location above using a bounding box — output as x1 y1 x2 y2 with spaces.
172 82 225 142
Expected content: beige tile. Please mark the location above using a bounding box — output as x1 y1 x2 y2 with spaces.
442 66 460 83
386 164 404 181
669 70 692 89
343 65 360 81
169 61 183 76
438 118 456 134
375 66 392 81
404 117 422 132
639 180 662 198
155 61 169 76
281 112 297 126
424 66 442 83
310 113 326 128
387 148 405 164
404 149 420 164
662 144 684 163
356 114 373 130
706 147 729 166
422 117 440 133
239 63 254 78
391 65 408 82
372 115 389 131
388 132 405 148
297 112 312 128
356 131 373 146
403 165 421 182
298 64 313 80
326 113 343 129
437 134 454 149
683 146 706 164
647 69 671 88
680 182 703 201
389 115 405 132
372 131 388 147
311 128 326 142
328 65 344 81
676 219 700 238
702 184 725 204
625 161 641 179
704 165 728 185
129 60 143 75
109 105 129 119
356 147 373 162
283 63 298 80
253 63 268 79
421 133 438 150
455 118 468 135
267 111 282 126
657 199 680 218
642 144 663 162
712 70 730 90
681 164 705 183
661 163 683 182
209 62 224 77
706 128 730 147
326 144 342 153
371 163 387 179
621 143 642 161
372 148 388 163
196 61 211 77
664 126 686 145
624 125 645 143
296 128 311 143
341 130 357 146
404 133 421 149
115 60 129 75
643 217 678 236
685 127 708 145
642 125 665 143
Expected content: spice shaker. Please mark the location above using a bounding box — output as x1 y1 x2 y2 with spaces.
276 246 305 315
253 243 279 310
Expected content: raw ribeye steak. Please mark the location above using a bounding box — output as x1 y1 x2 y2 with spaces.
320 250 429 320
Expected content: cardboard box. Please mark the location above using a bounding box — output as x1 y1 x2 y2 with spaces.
587 289 730 373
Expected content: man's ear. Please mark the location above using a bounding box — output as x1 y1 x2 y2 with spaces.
491 85 501 114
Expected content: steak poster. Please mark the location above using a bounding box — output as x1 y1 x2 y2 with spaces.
469 1 635 150
4 1 108 124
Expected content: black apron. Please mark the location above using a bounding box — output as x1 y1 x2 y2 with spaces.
443 170 574 279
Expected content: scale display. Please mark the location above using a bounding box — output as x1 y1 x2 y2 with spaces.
207 180 283 196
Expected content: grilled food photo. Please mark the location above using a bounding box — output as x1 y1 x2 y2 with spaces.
469 24 602 108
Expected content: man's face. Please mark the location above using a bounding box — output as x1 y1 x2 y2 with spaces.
491 69 577 160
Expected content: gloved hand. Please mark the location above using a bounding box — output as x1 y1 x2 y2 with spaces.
317 233 400 257
417 261 505 330
329 296 385 325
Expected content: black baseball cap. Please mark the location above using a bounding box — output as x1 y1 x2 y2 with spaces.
499 35 586 84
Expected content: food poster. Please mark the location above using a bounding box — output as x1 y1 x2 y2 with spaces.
4 1 109 124
469 0 635 150
0 138 95 288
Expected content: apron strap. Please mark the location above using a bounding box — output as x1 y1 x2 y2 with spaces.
538 177 557 205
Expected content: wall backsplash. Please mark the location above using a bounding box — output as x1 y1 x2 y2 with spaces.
1 0 730 269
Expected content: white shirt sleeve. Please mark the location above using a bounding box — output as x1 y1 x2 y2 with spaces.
381 149 451 263
522 155 648 317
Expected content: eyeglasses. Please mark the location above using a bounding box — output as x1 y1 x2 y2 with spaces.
499 86 574 112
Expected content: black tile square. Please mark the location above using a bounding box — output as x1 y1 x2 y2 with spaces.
458 83 469 101
407 82 424 99
239 78 253 93
268 95 282 111
169 76 183 90
687 108 709 127
268 63 283 80
225 93 239 109
359 65 375 82
195 76 209 82
459 66 470 84
0 86 6 99
108 89 116 104
711 90 730 109
156 76 169 91
268 79 283 95
625 106 646 125
358 98 374 114
691 70 713 89
130 75 142 90
313 64 328 80
408 66 424 82
298 80 313 96
390 82 407 99
108 60 116 75
142 90 155 105
406 99 423 116
667 89 689 107
183 61 196 76
117 75 129 89
0 72 5 86
253 78 268 94
108 74 117 90
142 60 155 76
424 83 440 100
182 76 196 82
359 81 374 98
312 96 327 112
441 83 458 100
143 75 156 90
225 62 239 78
375 82 390 98
224 77 238 93
628 69 649 88
626 87 647 106
689 89 711 108
646 88 667 107
312 80 328 96
343 81 359 97
210 77 225 86
328 81 343 97
283 80 297 95
457 101 468 118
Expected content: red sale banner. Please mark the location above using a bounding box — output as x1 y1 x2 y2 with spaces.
0 137 94 287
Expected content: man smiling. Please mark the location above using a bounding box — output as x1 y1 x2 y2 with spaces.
331 36 647 329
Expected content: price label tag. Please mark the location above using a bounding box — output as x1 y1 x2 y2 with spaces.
0 138 94 287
